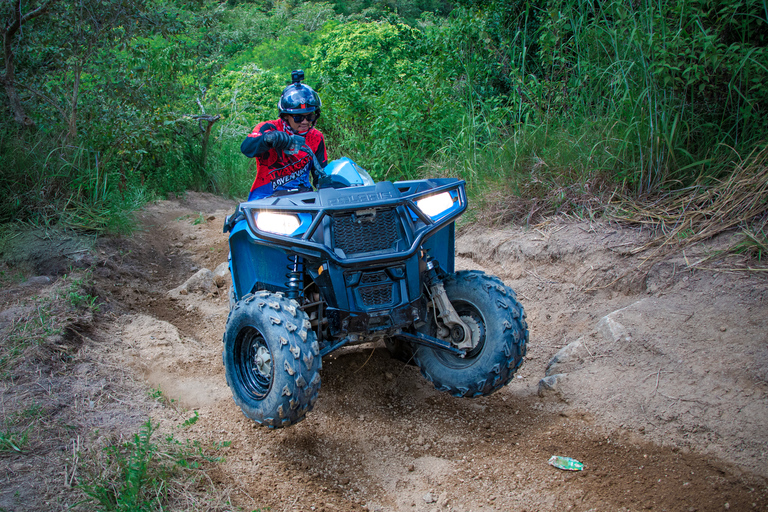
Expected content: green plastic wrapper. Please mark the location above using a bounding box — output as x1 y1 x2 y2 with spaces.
548 455 584 471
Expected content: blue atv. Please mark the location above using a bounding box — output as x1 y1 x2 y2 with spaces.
223 137 528 428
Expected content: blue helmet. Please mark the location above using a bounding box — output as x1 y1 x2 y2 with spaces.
278 70 322 116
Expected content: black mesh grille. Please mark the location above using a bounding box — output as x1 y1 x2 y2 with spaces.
361 271 388 284
360 284 393 306
331 209 400 256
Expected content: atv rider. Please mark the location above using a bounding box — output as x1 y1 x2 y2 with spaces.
241 70 327 200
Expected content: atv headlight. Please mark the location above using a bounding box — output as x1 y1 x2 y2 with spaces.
255 212 300 235
416 192 455 217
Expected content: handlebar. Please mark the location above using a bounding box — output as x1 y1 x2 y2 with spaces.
285 135 327 178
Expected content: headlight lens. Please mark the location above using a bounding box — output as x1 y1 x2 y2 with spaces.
416 192 454 217
255 212 300 235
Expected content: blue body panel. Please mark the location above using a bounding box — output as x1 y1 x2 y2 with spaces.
422 223 455 274
229 221 289 298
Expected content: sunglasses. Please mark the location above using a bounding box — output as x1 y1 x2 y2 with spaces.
288 113 317 123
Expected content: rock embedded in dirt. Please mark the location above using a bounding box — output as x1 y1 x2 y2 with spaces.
538 373 568 399
213 261 230 287
545 338 586 376
19 275 52 287
596 314 632 344
167 268 217 296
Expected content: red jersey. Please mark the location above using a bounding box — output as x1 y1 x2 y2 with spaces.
241 118 327 200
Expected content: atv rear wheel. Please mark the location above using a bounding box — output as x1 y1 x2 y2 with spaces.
223 291 321 427
414 271 528 397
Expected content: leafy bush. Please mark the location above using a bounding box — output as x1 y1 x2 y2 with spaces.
2 0 767 231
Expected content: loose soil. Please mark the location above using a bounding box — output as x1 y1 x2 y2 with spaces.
1 191 767 511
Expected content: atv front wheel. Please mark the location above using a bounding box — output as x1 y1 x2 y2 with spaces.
223 291 321 427
414 271 528 397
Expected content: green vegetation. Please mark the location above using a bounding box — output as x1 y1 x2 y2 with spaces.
1 0 766 236
0 428 29 453
182 410 200 427
0 402 44 453
63 271 101 311
79 420 231 511
147 388 164 401
0 270 101 378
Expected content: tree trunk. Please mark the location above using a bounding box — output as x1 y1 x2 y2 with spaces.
2 19 34 127
2 74 34 128
1 0 53 128
193 114 221 169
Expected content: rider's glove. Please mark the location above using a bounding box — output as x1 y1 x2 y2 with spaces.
263 130 292 151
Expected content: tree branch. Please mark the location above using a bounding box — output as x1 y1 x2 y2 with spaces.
4 0 54 40
13 80 68 121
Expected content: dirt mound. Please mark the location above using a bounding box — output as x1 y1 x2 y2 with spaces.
1 192 766 511
0 228 95 275
457 222 768 477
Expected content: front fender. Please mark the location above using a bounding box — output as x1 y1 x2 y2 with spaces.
229 220 290 300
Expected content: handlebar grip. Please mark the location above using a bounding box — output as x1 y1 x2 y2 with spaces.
284 135 326 176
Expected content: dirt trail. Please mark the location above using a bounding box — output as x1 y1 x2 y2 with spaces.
2 191 767 512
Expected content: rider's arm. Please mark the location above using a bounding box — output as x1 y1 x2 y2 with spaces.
309 133 328 188
316 136 328 168
241 122 278 158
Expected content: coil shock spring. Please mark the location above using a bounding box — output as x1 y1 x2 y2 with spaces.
285 254 303 300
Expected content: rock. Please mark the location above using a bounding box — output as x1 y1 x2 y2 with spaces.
538 373 568 399
167 268 217 297
423 493 436 504
545 338 586 376
20 275 52 287
213 261 230 287
597 315 631 344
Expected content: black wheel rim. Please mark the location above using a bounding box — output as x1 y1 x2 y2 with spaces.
433 299 486 367
234 326 273 399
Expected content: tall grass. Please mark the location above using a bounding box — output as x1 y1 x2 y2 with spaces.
427 0 767 212
0 130 150 234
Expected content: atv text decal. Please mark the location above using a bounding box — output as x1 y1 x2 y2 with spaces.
328 191 395 206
